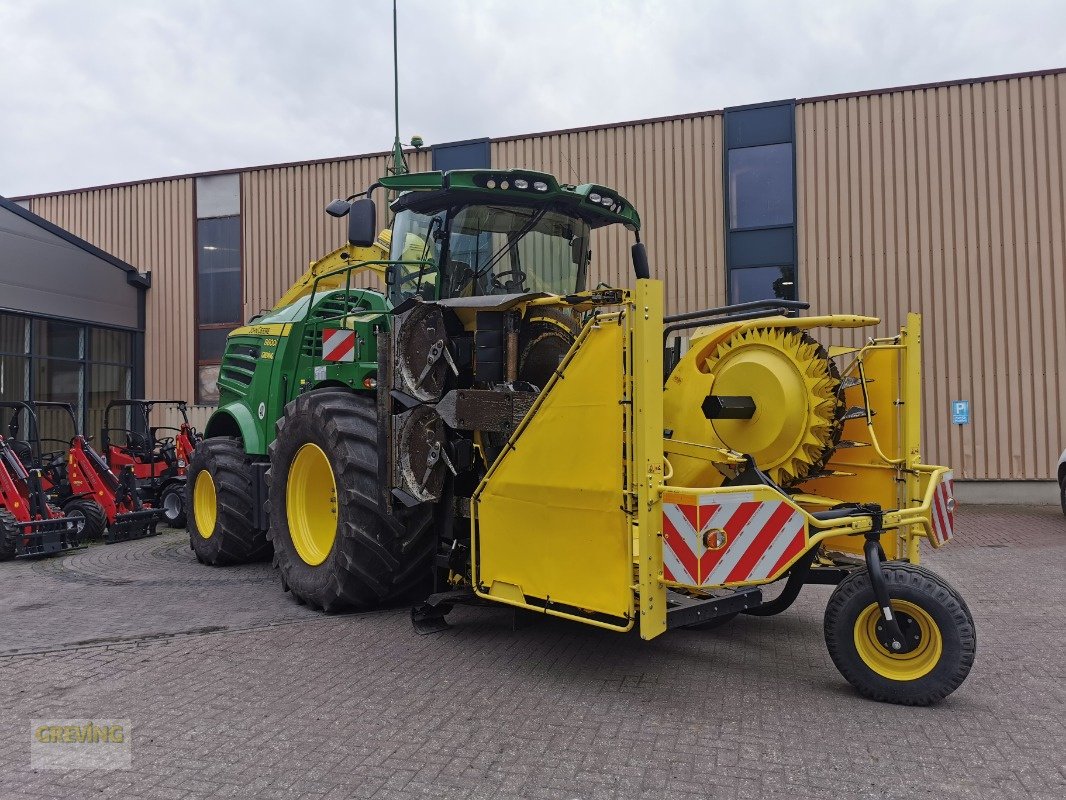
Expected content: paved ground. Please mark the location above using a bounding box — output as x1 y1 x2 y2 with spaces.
1 506 1063 799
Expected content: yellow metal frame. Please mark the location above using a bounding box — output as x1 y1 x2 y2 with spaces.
468 284 948 641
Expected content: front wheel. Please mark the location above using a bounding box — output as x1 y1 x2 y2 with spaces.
187 438 271 565
62 498 107 541
824 563 975 705
267 390 435 613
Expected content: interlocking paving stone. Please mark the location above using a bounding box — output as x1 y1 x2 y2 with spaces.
0 506 1063 799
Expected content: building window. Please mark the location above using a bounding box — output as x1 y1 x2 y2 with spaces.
728 143 794 230
0 312 134 445
729 264 797 304
723 102 798 304
195 174 241 404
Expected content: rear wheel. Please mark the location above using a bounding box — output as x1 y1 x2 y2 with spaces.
1060 475 1065 517
159 482 187 528
187 438 270 565
824 563 975 705
267 390 435 613
62 499 107 541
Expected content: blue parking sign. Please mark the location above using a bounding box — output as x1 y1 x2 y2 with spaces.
951 400 970 425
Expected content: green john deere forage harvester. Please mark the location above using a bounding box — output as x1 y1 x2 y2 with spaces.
188 168 975 705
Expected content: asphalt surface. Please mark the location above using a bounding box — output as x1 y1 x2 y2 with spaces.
1 506 1063 799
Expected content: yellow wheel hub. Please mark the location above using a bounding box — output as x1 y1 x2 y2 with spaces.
703 327 840 486
193 470 217 539
854 600 943 681
286 443 338 566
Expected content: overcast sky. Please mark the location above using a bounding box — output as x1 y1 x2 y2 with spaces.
1 0 1063 197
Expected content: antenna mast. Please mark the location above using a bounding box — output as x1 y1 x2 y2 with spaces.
388 0 408 177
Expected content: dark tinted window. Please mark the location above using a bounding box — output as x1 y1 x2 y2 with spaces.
32 319 83 359
92 328 132 364
728 143 794 230
198 328 232 363
0 355 28 403
729 265 797 303
197 217 242 324
88 364 131 442
0 315 27 354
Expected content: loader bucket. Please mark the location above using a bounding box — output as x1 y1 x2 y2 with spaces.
13 515 85 558
103 508 164 544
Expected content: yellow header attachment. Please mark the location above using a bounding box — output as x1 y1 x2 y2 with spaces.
270 238 390 311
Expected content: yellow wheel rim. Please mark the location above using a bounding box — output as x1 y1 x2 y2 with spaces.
286 443 338 566
193 470 217 539
854 600 943 681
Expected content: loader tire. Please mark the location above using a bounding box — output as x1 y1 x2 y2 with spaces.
824 562 975 705
267 390 435 613
62 499 107 541
0 509 18 561
187 438 271 566
159 481 187 528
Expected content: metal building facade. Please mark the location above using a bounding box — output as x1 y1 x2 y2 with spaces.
12 69 1064 483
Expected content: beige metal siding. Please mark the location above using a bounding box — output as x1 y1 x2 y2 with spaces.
796 73 1066 480
19 70 1062 482
240 150 433 313
27 180 196 406
492 114 727 315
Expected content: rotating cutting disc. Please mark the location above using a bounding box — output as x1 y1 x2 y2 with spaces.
702 327 843 487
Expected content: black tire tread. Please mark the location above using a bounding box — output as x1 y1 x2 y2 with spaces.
187 437 271 566
0 508 18 561
267 390 435 613
62 498 107 541
824 562 976 705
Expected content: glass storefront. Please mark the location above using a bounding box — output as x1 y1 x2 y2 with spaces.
0 312 136 445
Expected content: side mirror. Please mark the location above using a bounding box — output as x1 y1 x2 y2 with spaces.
325 198 351 218
347 198 377 247
631 242 651 280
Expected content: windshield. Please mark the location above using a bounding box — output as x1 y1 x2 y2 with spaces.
388 204 592 303
443 205 590 297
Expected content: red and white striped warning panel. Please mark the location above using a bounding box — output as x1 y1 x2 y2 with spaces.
662 493 808 587
929 470 955 547
322 329 356 362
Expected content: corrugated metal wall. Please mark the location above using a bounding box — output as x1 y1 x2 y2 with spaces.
492 115 726 315
796 72 1065 480
19 71 1063 480
240 150 433 314
27 179 198 417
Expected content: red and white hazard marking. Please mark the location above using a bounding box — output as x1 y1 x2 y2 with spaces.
662 493 808 587
322 329 356 362
929 470 955 547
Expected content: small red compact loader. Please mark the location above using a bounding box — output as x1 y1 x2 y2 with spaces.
101 399 201 527
2 401 162 543
0 433 84 560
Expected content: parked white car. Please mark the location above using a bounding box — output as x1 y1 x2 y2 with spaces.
1059 448 1066 516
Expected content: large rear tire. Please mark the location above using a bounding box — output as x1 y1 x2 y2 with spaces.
187 438 271 565
267 390 435 613
62 498 107 541
824 563 975 705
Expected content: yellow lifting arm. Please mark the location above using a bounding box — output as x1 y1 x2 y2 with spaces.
270 240 389 311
